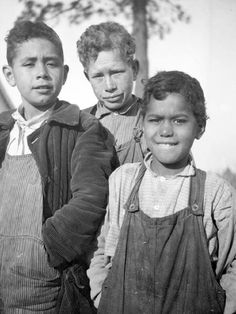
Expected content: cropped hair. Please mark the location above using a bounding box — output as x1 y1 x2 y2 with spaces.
142 70 208 128
5 20 64 66
77 21 136 72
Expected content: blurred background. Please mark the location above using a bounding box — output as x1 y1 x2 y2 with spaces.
0 0 236 185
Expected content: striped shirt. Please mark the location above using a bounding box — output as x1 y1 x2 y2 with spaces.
95 96 142 148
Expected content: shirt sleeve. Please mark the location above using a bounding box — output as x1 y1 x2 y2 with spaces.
218 187 236 314
87 214 112 308
210 177 236 314
86 164 134 308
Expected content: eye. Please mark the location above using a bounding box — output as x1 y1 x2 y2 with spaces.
146 117 161 123
174 118 187 124
47 61 58 67
23 62 34 67
92 73 103 79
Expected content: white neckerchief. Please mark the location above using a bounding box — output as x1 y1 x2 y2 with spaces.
7 106 53 156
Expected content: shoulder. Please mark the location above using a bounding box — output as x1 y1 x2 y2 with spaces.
205 171 233 195
54 100 101 130
109 162 142 185
82 104 97 115
0 109 15 129
107 162 142 203
79 109 100 129
203 170 234 212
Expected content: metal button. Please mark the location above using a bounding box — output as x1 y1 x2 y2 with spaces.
129 203 136 211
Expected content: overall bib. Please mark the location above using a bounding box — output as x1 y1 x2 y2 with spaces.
0 154 60 313
98 164 225 314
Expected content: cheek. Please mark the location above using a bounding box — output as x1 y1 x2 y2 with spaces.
143 126 155 144
90 82 102 96
123 77 133 92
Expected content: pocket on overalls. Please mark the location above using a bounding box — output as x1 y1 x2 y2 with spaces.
8 236 60 282
2 235 61 310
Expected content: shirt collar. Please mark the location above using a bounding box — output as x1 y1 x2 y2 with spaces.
144 152 196 179
12 104 54 130
96 95 138 119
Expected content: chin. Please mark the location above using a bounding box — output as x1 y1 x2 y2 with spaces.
105 104 123 111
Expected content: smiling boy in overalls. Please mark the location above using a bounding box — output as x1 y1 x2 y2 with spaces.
87 70 236 313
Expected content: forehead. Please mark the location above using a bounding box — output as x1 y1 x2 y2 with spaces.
87 49 128 72
147 93 193 115
13 38 62 61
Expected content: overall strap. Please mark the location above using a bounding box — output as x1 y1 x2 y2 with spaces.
189 168 207 215
132 101 144 143
123 162 146 212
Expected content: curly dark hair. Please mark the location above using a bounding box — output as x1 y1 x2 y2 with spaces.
5 20 64 66
76 21 136 72
142 70 208 128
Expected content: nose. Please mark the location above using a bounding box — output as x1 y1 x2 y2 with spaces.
160 120 173 137
105 76 116 92
36 63 49 79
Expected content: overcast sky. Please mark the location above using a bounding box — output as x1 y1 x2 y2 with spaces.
0 0 236 173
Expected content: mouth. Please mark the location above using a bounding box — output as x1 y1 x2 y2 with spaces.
34 85 52 92
157 143 178 147
103 94 123 102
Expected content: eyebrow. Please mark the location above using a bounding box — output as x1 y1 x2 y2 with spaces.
146 112 190 118
21 56 61 62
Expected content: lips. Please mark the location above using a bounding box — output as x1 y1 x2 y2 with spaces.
34 85 52 90
33 85 53 94
103 94 123 101
157 143 177 146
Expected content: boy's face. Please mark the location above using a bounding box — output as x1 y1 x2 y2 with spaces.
143 93 204 176
3 38 68 117
85 49 138 111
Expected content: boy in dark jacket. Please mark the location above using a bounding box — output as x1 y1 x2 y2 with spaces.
77 21 147 165
0 20 115 313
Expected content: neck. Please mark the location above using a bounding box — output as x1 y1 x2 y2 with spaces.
117 95 135 114
21 102 55 120
151 156 190 178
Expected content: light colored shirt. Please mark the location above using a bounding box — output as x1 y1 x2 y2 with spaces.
7 107 53 156
105 153 232 257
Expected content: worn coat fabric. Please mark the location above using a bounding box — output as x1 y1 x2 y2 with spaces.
0 99 117 312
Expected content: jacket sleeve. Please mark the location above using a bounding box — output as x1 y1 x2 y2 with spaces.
42 114 116 269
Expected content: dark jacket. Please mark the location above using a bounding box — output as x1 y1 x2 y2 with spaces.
0 100 117 313
0 100 116 269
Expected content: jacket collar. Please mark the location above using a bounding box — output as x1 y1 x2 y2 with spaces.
0 99 80 129
46 99 81 126
0 110 15 130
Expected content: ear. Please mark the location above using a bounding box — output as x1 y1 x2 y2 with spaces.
132 59 139 81
63 65 69 85
84 70 89 81
2 65 16 87
196 125 205 140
